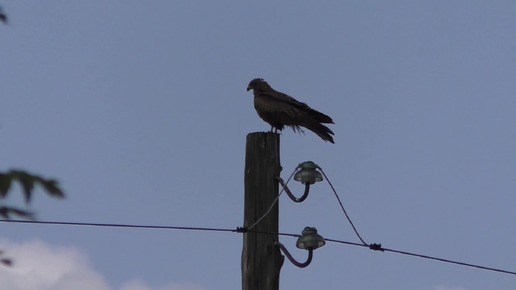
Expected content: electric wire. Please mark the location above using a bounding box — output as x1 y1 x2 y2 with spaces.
0 219 237 233
1 219 515 276
324 236 516 276
380 245 516 276
245 167 296 231
319 167 368 246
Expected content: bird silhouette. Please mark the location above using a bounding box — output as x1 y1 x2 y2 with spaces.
247 78 335 143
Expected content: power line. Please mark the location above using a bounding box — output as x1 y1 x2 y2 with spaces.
0 219 236 233
380 245 516 276
314 168 516 275
319 167 368 246
249 163 370 247
1 219 515 276
324 237 516 276
246 167 296 231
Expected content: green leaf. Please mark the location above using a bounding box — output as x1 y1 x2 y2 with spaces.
0 174 12 198
0 170 65 202
40 179 65 198
0 206 35 220
15 171 35 204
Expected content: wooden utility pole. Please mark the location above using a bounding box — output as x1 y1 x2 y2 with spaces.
242 132 284 290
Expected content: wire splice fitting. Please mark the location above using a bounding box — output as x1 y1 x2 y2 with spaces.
369 243 384 251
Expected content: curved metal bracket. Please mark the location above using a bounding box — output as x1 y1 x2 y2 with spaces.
276 177 311 203
277 242 313 268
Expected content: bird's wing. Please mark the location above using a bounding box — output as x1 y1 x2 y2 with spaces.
270 90 334 124
255 94 293 120
273 91 311 110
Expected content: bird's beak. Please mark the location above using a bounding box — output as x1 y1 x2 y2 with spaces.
246 85 252 91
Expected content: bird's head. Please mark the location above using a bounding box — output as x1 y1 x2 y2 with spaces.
247 78 268 91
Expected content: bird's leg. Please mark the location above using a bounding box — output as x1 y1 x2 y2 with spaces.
268 125 280 134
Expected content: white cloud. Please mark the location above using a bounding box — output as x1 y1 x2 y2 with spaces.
0 239 204 290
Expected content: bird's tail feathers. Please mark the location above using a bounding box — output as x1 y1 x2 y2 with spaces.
308 108 334 124
304 123 335 143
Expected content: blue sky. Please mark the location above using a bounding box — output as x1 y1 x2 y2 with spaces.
1 1 516 289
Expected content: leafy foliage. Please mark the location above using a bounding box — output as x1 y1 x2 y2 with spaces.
0 170 65 266
0 5 64 267
0 170 65 219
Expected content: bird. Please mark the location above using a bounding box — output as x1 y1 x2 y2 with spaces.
247 78 335 143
